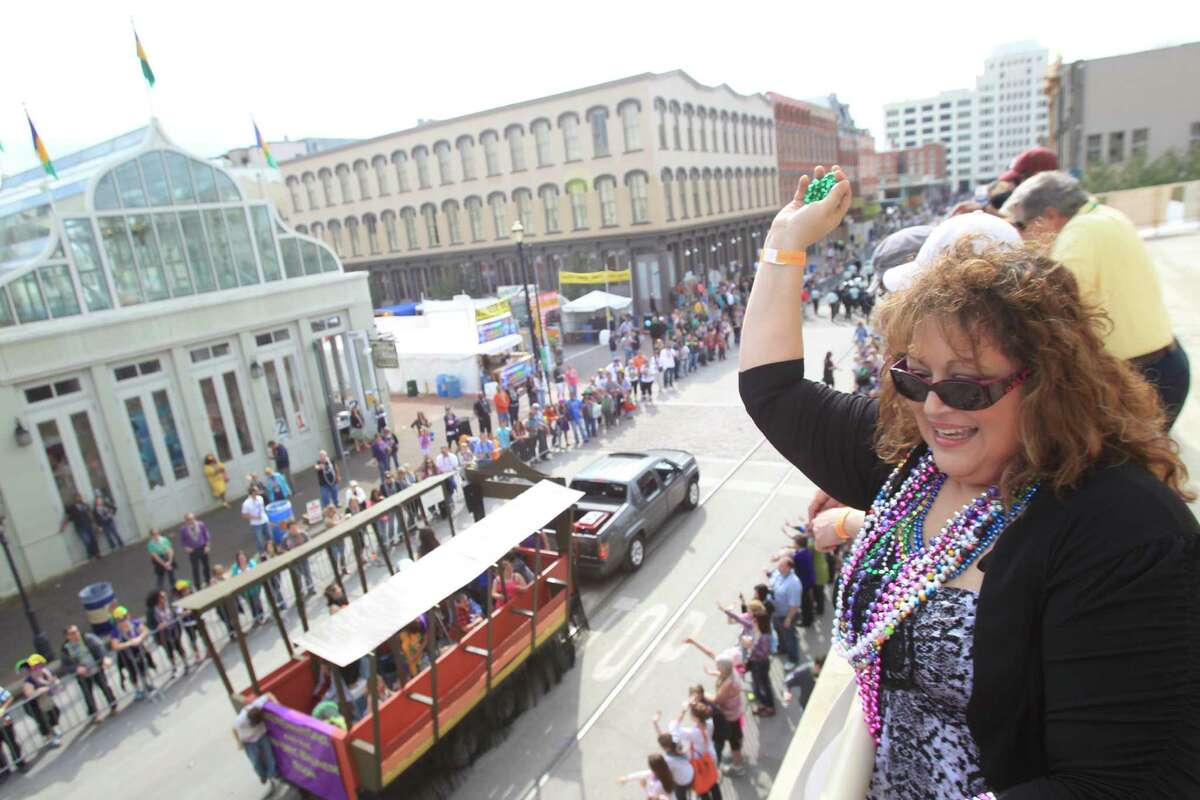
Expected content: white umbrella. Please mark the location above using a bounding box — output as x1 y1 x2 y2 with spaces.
561 290 633 314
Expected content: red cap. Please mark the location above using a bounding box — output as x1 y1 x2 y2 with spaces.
1007 147 1058 183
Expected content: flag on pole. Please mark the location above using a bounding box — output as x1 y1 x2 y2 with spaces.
253 120 278 169
135 29 156 88
26 113 57 179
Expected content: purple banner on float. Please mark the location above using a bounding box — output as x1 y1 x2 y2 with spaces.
264 702 349 800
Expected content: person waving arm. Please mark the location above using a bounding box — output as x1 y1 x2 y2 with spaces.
738 168 890 510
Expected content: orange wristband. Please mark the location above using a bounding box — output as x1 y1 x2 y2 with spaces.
760 247 807 267
834 509 853 541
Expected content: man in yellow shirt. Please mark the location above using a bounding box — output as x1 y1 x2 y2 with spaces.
1004 171 1189 429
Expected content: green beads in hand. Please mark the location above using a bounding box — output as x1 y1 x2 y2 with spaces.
804 173 838 204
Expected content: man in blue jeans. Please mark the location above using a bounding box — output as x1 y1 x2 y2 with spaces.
240 486 271 554
315 450 340 509
233 693 279 797
768 556 802 668
566 392 588 446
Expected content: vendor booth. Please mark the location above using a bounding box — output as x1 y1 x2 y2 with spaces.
373 295 527 397
560 290 633 344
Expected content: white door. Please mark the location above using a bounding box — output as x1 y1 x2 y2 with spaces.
258 350 313 443
194 366 260 486
31 404 132 558
117 381 199 514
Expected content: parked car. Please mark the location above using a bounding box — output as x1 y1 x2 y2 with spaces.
568 450 700 577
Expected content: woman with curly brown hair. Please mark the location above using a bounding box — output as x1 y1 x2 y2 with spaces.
739 167 1198 798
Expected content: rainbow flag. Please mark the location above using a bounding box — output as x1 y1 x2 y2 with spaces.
135 29 156 87
254 121 278 169
26 113 56 179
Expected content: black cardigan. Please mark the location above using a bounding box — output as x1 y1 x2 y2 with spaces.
740 359 1200 798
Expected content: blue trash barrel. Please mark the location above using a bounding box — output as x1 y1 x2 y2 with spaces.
445 375 462 398
267 500 293 546
79 582 117 638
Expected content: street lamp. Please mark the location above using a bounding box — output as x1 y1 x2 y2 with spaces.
0 514 52 657
510 220 551 403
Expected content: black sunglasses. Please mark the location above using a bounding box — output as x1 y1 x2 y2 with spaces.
889 357 1031 411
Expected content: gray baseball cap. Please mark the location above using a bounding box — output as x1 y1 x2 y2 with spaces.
871 226 934 274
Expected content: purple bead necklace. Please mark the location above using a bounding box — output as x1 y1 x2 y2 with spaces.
832 451 1038 743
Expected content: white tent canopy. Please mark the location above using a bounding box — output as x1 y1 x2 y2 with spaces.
561 290 633 315
293 480 582 667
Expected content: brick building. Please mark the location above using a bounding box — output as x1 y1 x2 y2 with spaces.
877 143 949 203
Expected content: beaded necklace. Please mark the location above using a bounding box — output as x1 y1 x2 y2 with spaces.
832 450 1039 743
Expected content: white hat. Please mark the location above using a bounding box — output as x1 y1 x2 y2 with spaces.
882 211 1022 293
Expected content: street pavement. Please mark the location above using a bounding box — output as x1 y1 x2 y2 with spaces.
6 229 1200 799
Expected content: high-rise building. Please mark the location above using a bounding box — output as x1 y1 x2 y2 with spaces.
883 42 1049 193
1045 41 1200 175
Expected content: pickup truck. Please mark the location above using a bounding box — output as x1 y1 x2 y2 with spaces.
568 450 700 577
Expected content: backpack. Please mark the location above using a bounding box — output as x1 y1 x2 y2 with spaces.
689 725 719 794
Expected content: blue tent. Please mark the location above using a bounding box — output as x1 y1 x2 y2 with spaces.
375 303 418 316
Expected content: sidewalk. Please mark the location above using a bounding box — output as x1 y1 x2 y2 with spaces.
0 342 614 682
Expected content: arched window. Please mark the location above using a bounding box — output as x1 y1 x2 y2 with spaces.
328 219 344 256
480 131 500 176
400 208 419 250
710 112 720 155
702 168 713 216
318 168 335 206
505 125 526 172
587 107 610 158
753 168 762 207
690 168 702 218
372 155 390 195
346 217 362 256
721 111 730 153
724 168 734 211
286 176 303 212
391 151 410 192
302 173 319 209
735 168 744 210
684 104 695 151
336 164 353 202
531 119 552 167
488 193 508 239
750 120 758 155
566 181 588 230
676 168 689 219
296 224 309 235
353 160 371 199
381 210 399 252
595 175 617 227
364 213 380 254
412 146 431 189
559 113 581 161
463 197 484 241
669 101 681 150
539 185 561 233
697 108 708 152
513 188 534 234
625 170 649 224
741 115 750 155
654 98 667 150
456 135 477 181
660 168 675 221
714 171 724 214
619 100 642 152
433 141 454 185
420 204 440 247
443 200 463 245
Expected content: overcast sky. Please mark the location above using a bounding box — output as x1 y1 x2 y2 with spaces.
2 0 1197 176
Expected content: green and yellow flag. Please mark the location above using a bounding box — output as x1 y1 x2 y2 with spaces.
135 29 156 88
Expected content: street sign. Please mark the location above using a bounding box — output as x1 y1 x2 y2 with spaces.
371 339 399 369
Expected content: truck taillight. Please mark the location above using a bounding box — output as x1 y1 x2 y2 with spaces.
598 543 609 560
